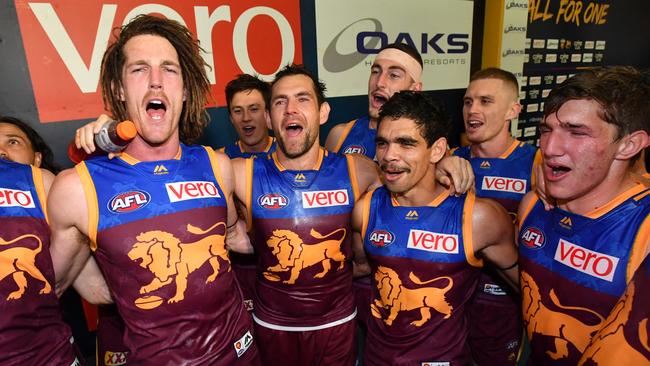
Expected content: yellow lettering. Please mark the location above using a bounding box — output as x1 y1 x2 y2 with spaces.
542 0 554 20
584 2 595 23
529 0 554 23
557 0 569 24
597 4 609 25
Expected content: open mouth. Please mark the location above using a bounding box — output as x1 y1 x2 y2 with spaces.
381 164 408 182
285 123 303 137
466 119 484 131
242 125 256 136
545 162 571 179
146 99 167 120
371 93 389 108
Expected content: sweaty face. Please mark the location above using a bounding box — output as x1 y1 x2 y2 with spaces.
229 89 270 151
463 78 519 144
540 99 622 205
0 123 40 166
270 74 327 159
120 34 185 147
368 56 419 120
376 118 440 196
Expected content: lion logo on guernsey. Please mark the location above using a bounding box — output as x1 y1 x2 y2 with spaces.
371 266 453 326
108 190 150 213
263 228 347 284
128 221 230 309
0 234 51 300
369 229 395 248
521 271 605 361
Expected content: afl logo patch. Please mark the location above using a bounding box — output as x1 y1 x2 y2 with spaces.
108 190 150 213
258 193 289 209
520 227 545 249
369 229 394 248
343 145 366 155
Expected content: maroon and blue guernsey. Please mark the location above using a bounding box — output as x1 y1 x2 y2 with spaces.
245 148 358 330
362 187 483 366
579 254 650 365
518 184 650 365
330 116 376 159
77 144 256 365
0 159 79 366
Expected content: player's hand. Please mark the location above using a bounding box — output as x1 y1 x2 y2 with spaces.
534 164 555 210
75 114 118 159
435 155 474 196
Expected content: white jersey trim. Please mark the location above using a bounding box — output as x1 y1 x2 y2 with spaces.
252 309 356 332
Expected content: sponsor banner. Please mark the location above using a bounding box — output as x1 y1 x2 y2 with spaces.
481 176 527 194
315 0 472 97
407 229 459 254
14 0 302 122
301 189 349 209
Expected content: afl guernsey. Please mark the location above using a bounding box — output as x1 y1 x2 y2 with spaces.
218 136 276 159
578 254 650 365
518 184 650 365
77 144 255 365
331 117 376 159
245 148 358 329
0 160 78 366
362 187 483 365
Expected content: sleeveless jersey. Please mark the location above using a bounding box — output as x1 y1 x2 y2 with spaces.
246 148 358 329
453 139 539 216
362 187 483 365
331 116 376 159
453 140 539 304
218 136 276 159
518 185 650 365
78 144 255 365
578 254 650 365
0 160 78 366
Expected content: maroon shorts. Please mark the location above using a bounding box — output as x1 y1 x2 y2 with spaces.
467 272 522 366
232 264 257 312
353 276 372 329
96 305 128 366
254 319 356 366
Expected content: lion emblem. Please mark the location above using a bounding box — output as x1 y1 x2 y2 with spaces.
264 228 346 284
370 266 453 327
0 234 51 300
578 281 650 365
128 222 230 306
521 271 605 360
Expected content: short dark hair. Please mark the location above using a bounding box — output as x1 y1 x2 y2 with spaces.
101 14 211 144
470 68 519 98
272 64 327 105
379 42 423 68
377 91 450 147
544 66 650 139
225 74 271 111
0 116 61 174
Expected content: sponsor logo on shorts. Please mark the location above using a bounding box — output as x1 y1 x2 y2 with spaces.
483 283 506 296
0 188 35 208
554 239 619 282
302 189 349 208
234 330 254 357
520 227 545 249
369 229 394 247
258 193 289 209
104 351 128 365
422 362 450 366
166 181 221 203
108 190 150 213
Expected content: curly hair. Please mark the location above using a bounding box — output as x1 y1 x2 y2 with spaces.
100 14 211 143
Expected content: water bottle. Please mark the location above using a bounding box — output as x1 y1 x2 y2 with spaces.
68 120 137 164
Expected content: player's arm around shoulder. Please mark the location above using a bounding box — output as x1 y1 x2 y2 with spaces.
324 122 347 152
213 151 252 254
435 153 475 196
349 153 382 193
472 196 519 290
351 190 373 277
